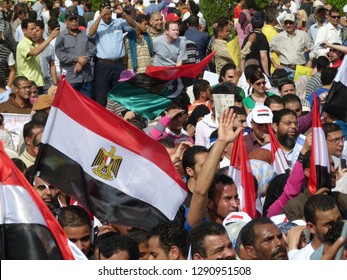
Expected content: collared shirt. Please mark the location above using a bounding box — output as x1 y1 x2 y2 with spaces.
270 30 313 65
244 131 263 154
16 37 44 86
148 26 164 39
314 22 342 57
307 21 328 44
145 2 166 16
211 38 234 75
55 28 96 83
87 18 133 60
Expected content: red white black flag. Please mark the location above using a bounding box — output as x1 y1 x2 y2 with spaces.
35 77 188 231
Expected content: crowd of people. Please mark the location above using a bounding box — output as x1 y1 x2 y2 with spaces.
1 0 347 260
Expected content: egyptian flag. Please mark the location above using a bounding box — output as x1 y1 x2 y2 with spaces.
107 52 215 120
0 145 78 260
35 77 187 231
228 133 257 218
323 55 347 122
308 92 330 194
268 124 289 175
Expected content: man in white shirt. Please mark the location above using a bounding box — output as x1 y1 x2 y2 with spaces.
314 7 342 57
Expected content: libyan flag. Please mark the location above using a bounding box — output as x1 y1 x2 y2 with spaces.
35 77 188 231
107 52 215 120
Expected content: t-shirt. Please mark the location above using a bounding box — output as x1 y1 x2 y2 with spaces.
242 30 270 75
153 35 187 66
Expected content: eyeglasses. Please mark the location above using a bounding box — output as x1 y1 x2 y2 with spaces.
284 21 294 25
327 136 345 144
331 16 341 19
254 81 266 86
279 120 298 127
16 86 31 89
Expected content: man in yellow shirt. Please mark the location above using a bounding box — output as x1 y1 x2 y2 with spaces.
262 6 280 74
16 19 59 95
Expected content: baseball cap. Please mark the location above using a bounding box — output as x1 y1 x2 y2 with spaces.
251 11 264 28
223 212 252 226
249 104 273 124
313 1 324 8
283 14 295 22
33 94 54 111
65 10 78 20
166 12 180 22
343 4 347 13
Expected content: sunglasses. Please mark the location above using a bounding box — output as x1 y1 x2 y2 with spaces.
331 16 341 19
284 21 294 25
254 81 266 86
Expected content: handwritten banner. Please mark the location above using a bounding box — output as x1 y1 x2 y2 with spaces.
294 65 313 82
2 113 31 152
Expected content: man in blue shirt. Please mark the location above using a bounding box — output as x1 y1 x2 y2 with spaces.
145 0 165 16
87 1 137 106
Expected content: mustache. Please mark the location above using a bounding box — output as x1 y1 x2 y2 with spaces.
271 247 287 258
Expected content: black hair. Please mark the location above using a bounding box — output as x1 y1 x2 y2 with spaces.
208 173 235 200
278 78 295 92
322 122 342 138
316 56 330 71
149 221 188 259
219 63 237 82
188 221 229 258
272 108 297 124
304 194 338 224
321 67 338 86
58 205 92 228
35 20 44 30
97 232 140 260
136 14 149 23
264 95 284 108
187 14 199 27
192 79 210 100
182 145 208 178
240 217 275 247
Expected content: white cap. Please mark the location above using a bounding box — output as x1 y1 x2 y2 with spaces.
223 211 252 226
270 214 289 225
247 104 273 127
283 13 295 22
343 4 347 13
313 1 324 8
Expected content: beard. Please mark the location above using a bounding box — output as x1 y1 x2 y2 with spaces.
277 132 297 150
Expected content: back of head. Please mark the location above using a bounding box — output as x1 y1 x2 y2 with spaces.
187 14 199 27
262 173 290 217
320 67 337 86
316 56 330 72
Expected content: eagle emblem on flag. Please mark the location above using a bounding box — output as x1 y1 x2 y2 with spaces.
91 147 122 180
